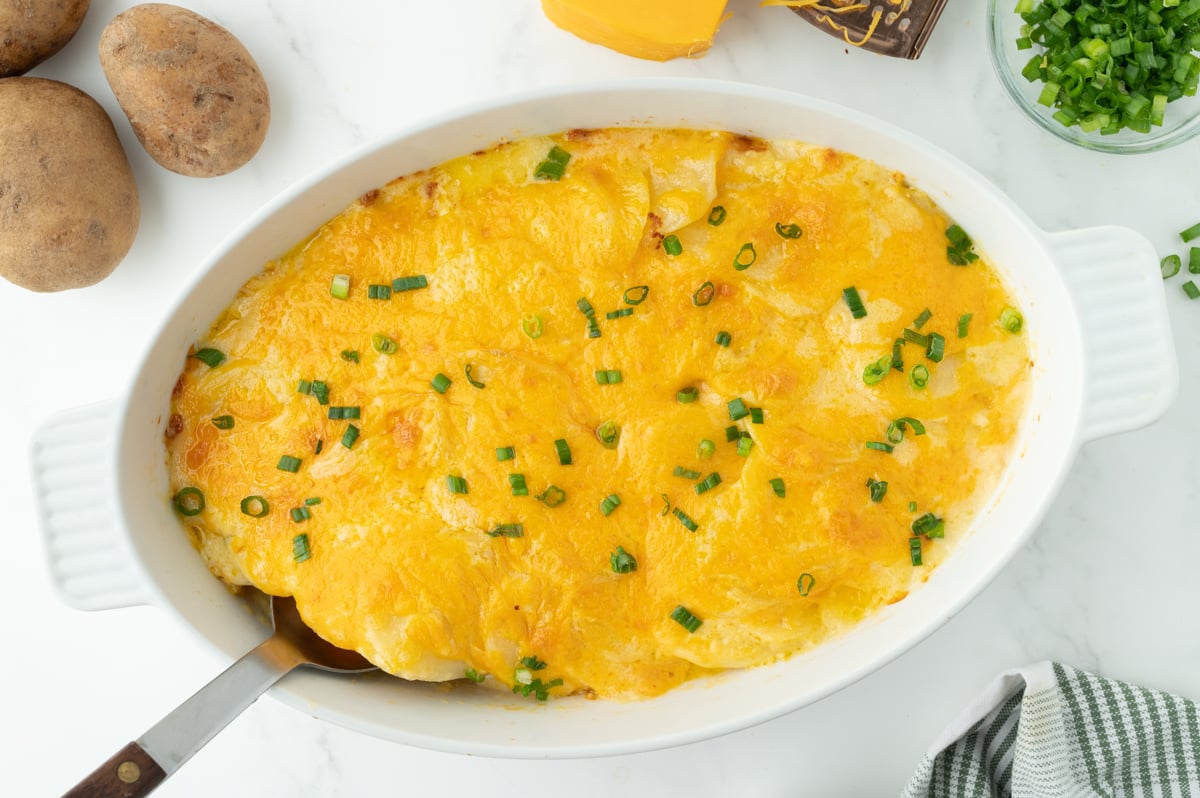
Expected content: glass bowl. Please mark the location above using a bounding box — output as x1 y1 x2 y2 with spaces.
987 0 1200 153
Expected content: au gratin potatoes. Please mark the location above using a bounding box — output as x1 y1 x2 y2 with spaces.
166 128 1030 700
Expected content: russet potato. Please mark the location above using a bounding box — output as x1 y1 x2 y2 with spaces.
99 3 269 178
0 77 139 292
0 0 90 77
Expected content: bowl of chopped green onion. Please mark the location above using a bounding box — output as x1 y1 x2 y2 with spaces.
989 0 1200 153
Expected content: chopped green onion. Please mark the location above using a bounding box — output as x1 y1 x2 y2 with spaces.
913 308 932 329
610 546 638 573
946 224 978 265
727 397 750 421
733 243 757 270
512 676 563 701
695 472 723 494
277 455 302 473
670 605 703 633
886 417 927 445
708 206 726 226
1163 254 1183 279
724 424 740 442
587 319 601 338
892 338 905 371
341 424 359 449
314 439 323 455
539 485 566 507
464 668 486 683
240 495 269 517
461 364 485 390
697 439 716 459
488 523 524 538
842 286 867 319
211 415 234 430
293 533 311 562
496 446 516 461
715 331 732 347
623 285 649 305
297 379 312 394
304 497 322 507
509 473 529 496
863 355 891 386
912 512 945 538
677 387 699 404
672 507 699 531
909 501 918 512
797 573 816 596
522 315 544 338
1181 222 1200 243
327 406 361 420
865 441 894 453
692 281 715 306
903 328 931 347
661 493 671 516
866 478 887 502
576 297 596 318
545 145 571 165
391 275 428 292
330 274 350 299
749 407 764 425
663 234 683 256
431 373 452 393
341 349 360 363
594 369 623 385
534 160 565 181
1184 280 1200 299
999 306 1024 334
447 475 469 495
1189 247 1200 273
310 380 329 406
595 420 620 449
372 333 398 355
926 332 946 363
957 314 973 338
367 284 392 300
736 436 754 457
909 537 923 566
909 364 930 390
290 507 311 523
606 308 634 319
600 493 621 516
673 465 701 479
534 145 571 180
775 222 802 239
192 348 225 368
173 487 205 516
769 477 786 497
554 438 572 465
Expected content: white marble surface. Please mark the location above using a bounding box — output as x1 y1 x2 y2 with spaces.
4 0 1200 795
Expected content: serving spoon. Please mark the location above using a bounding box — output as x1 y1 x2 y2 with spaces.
63 594 376 798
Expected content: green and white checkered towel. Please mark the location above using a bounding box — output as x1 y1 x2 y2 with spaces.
902 662 1200 798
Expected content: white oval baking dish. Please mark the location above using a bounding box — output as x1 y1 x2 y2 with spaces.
31 79 1177 759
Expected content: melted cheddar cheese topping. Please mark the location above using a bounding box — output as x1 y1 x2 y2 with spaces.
167 128 1031 700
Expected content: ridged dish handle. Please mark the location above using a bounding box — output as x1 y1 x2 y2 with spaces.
1045 226 1178 442
30 401 150 611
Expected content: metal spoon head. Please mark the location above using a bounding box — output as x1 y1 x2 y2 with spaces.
270 594 377 674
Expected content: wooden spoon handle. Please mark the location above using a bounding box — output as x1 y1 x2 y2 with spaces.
61 741 166 798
